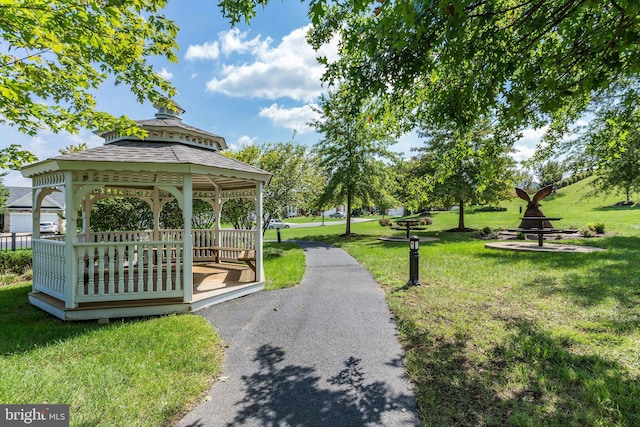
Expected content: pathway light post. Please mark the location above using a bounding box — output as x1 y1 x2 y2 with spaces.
408 236 420 286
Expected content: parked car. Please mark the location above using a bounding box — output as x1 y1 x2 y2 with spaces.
328 212 345 218
40 221 59 234
267 219 291 229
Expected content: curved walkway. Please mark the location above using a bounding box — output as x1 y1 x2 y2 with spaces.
177 241 420 427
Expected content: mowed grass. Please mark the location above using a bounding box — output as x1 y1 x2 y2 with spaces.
263 241 306 290
267 180 640 426
0 282 223 426
0 241 305 426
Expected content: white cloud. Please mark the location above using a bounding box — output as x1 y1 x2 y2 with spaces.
220 28 271 56
512 126 548 162
205 25 337 102
258 103 319 134
185 41 220 60
158 67 173 80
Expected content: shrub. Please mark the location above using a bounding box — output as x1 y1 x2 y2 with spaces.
0 250 32 274
482 226 492 235
379 218 392 227
580 227 595 238
418 217 433 226
588 223 606 234
516 232 526 240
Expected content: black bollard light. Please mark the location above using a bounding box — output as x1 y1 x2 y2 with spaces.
276 227 281 243
407 236 420 286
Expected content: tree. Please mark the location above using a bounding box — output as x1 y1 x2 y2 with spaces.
224 141 322 232
534 161 564 188
0 144 37 170
565 82 640 202
0 0 178 138
415 118 517 231
59 142 89 155
222 0 639 138
311 86 398 236
90 197 153 232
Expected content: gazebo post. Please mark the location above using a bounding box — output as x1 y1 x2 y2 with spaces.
255 181 264 282
31 189 42 240
64 172 78 309
182 175 193 302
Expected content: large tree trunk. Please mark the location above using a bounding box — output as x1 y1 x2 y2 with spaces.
458 199 465 230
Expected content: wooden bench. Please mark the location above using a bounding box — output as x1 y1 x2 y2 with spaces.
238 250 256 280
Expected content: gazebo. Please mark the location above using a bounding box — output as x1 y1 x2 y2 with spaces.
21 104 271 321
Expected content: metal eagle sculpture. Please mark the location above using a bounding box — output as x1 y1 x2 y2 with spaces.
516 185 554 229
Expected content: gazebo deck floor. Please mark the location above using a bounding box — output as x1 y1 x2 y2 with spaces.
30 262 261 320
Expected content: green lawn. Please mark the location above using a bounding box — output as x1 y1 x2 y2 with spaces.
0 242 305 427
0 282 223 427
2 179 637 426
265 180 640 426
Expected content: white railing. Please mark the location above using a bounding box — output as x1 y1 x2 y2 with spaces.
86 230 154 243
32 239 66 300
163 228 255 262
218 229 255 260
74 241 184 303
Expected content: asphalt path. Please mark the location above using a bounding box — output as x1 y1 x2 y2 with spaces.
177 240 420 427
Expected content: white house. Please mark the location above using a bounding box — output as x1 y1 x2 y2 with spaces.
2 186 65 233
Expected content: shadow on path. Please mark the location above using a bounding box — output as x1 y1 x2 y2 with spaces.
226 344 413 427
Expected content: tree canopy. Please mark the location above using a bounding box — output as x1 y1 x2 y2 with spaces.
312 86 398 236
0 0 178 137
222 0 639 134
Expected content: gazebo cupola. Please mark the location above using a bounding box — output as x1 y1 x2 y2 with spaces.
21 103 271 321
98 102 228 152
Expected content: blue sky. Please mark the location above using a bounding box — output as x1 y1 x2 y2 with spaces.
1 0 541 187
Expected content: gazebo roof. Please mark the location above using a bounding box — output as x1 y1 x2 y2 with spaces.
21 105 271 189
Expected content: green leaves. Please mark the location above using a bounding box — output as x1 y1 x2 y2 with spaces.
0 0 178 136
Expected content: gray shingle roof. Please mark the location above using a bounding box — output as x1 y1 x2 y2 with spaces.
6 186 65 208
51 141 269 176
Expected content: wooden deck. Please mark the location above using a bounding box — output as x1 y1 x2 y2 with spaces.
30 262 263 321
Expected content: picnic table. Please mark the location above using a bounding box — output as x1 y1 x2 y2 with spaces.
392 219 427 239
511 216 563 247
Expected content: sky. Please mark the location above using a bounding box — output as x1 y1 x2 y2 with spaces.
1 0 543 188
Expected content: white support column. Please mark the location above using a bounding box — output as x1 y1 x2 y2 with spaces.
64 174 78 309
32 189 42 239
153 186 160 241
182 175 193 302
215 187 221 246
255 181 265 282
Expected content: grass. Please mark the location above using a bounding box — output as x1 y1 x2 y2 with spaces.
263 241 306 290
261 180 640 426
0 241 304 426
2 178 636 425
0 281 224 426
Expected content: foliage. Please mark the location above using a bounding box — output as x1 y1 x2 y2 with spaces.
90 197 153 231
0 250 31 274
304 0 638 135
224 141 321 232
311 85 398 235
534 160 564 188
159 199 216 230
0 144 37 170
0 0 178 137
413 117 518 230
58 142 89 155
564 80 640 203
379 218 392 227
587 222 606 234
